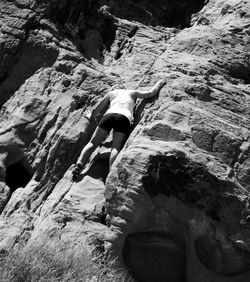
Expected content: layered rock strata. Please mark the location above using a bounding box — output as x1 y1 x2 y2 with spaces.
0 0 250 281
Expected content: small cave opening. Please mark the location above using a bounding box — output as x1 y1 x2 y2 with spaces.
6 162 32 191
123 232 186 282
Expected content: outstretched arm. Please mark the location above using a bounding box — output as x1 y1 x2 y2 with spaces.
132 79 166 99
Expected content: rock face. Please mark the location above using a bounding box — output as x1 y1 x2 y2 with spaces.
0 0 250 281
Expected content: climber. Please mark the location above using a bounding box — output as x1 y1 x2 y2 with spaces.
72 79 166 180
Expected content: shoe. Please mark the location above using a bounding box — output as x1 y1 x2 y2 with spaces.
72 162 83 181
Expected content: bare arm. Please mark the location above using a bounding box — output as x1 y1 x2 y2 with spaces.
132 79 166 99
91 92 111 120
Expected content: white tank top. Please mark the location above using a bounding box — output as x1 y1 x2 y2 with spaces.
105 90 135 123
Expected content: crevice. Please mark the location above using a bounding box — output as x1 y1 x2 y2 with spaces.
230 142 243 168
85 204 108 226
114 25 138 61
100 205 107 226
75 155 110 184
128 25 139 38
212 59 250 85
6 161 33 192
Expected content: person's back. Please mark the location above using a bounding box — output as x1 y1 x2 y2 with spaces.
72 79 166 180
105 89 135 123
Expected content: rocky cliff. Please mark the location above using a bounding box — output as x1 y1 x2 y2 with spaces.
0 0 250 281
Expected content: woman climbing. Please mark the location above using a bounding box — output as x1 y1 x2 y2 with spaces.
72 79 166 179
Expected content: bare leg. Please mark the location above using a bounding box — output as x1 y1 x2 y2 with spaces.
73 127 109 176
109 131 127 169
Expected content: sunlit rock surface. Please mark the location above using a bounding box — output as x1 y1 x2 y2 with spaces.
0 0 250 281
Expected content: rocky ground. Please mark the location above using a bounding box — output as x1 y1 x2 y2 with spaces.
0 0 250 281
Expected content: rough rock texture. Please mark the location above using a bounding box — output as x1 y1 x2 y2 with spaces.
0 0 250 281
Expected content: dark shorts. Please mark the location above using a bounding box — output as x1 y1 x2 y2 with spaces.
98 113 131 135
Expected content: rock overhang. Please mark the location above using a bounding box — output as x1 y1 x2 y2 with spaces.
104 139 250 280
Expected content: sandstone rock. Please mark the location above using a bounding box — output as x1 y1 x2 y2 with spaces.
0 182 10 213
0 0 249 281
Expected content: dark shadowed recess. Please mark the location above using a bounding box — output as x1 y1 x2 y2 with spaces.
43 0 206 61
45 0 90 28
45 0 206 29
75 156 109 183
115 0 206 28
229 65 250 84
6 162 32 191
0 43 58 108
152 0 206 28
213 55 250 85
0 0 38 84
86 156 109 182
123 231 186 282
142 155 237 222
44 0 118 60
195 234 250 276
